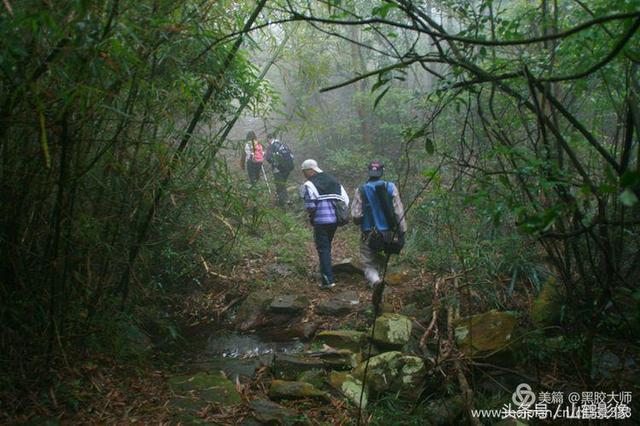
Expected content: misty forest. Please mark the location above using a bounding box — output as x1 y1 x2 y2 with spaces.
1 0 639 424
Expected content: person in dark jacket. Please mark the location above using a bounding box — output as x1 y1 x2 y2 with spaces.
351 160 407 288
299 159 349 288
265 133 294 206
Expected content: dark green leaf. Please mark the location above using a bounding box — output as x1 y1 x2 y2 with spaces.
424 136 435 154
373 86 390 110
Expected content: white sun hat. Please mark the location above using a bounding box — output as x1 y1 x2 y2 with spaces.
301 159 323 173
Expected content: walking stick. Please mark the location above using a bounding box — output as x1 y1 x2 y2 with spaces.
261 164 272 195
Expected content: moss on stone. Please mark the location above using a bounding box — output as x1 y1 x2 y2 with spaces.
372 313 412 346
454 310 518 356
529 278 564 328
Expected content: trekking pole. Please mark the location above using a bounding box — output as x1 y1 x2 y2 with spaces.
261 164 272 195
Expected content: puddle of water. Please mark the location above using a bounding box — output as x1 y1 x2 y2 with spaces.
206 332 305 359
193 331 306 382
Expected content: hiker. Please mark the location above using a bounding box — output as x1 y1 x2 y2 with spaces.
300 159 349 289
351 160 407 288
265 133 294 206
242 131 264 185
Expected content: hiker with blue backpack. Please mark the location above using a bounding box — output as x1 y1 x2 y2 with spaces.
351 160 407 289
300 159 350 289
265 133 294 206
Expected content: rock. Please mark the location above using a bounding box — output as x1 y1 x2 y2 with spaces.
328 371 368 409
297 369 327 389
249 398 299 424
263 313 301 329
454 310 518 356
424 396 465 425
373 313 412 347
333 258 364 275
529 277 564 327
168 371 241 406
385 272 410 286
400 303 431 319
308 349 358 369
261 321 319 341
353 351 425 398
269 380 329 400
267 262 292 279
270 294 309 315
236 291 273 331
314 330 366 352
273 352 355 380
315 291 360 316
380 302 395 313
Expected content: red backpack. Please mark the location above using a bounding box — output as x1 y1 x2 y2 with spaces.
252 141 264 163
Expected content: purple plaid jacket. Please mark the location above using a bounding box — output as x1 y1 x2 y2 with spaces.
303 186 337 225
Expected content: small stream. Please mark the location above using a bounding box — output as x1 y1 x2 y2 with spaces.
181 330 306 382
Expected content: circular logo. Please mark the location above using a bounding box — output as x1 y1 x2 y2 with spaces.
512 383 536 407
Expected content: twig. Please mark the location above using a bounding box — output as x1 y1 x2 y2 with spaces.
212 212 235 234
419 277 441 348
447 305 482 426
217 296 244 317
2 0 14 16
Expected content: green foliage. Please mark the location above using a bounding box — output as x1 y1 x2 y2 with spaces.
367 396 443 426
408 186 540 308
0 0 275 390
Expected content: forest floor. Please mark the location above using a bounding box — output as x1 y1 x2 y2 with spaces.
2 205 437 425
5 197 637 424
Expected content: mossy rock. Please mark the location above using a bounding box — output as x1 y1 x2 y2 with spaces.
315 291 360 316
352 351 425 398
454 310 517 356
269 380 329 400
269 294 309 315
248 398 300 425
372 313 412 347
273 352 354 380
327 371 368 409
529 277 564 328
314 330 365 352
168 371 241 406
297 369 328 389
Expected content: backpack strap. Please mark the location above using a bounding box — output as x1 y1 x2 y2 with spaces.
374 181 397 231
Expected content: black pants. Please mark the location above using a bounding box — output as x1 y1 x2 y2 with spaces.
247 161 262 185
274 170 290 205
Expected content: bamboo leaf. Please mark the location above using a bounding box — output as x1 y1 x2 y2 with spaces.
424 136 435 154
373 86 390 110
39 111 51 169
371 78 389 93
